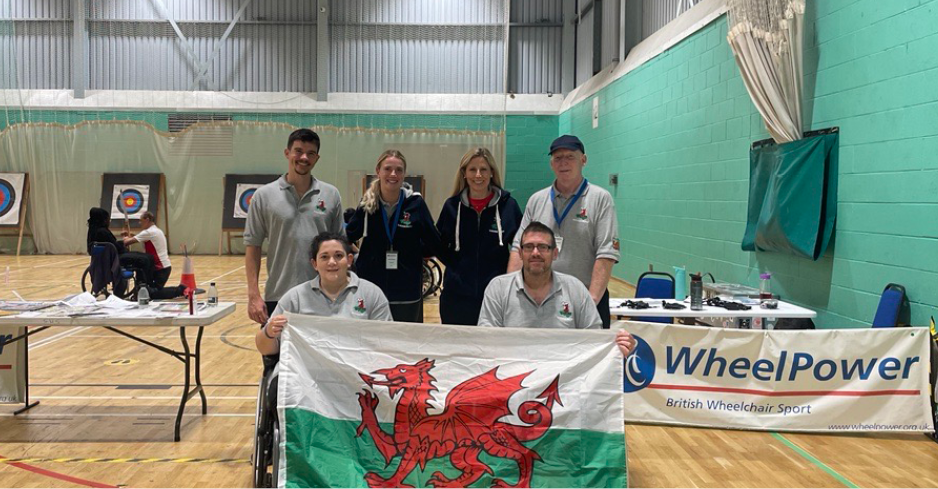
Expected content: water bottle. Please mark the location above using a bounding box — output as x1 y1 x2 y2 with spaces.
690 273 703 311
759 272 772 300
673 265 687 300
137 285 150 306
208 282 218 306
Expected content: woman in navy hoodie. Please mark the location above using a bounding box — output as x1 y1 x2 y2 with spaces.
436 148 522 325
347 149 443 323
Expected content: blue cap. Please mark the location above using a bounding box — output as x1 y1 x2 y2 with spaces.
549 135 585 155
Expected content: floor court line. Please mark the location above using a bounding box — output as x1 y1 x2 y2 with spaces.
35 395 256 400
771 432 859 488
2 412 254 417
28 327 88 350
0 455 118 489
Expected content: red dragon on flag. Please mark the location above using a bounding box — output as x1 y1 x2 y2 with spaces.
356 358 562 488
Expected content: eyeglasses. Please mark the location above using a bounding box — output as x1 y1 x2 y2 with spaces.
521 243 553 253
551 154 579 163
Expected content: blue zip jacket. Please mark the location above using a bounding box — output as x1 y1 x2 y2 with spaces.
435 187 522 299
347 191 443 303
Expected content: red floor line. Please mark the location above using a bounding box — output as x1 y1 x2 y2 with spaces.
2 454 119 488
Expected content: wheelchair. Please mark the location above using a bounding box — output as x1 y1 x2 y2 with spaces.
421 256 443 299
253 356 281 488
80 242 148 300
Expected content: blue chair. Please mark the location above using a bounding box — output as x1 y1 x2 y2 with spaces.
872 283 907 328
635 271 675 324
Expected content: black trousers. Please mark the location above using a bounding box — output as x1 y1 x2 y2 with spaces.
390 299 423 323
266 301 279 317
151 266 172 288
598 289 611 329
439 292 483 326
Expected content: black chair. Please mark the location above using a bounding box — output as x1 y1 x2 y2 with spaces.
634 271 676 324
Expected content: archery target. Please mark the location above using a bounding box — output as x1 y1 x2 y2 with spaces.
0 173 26 226
111 185 150 220
234 183 263 219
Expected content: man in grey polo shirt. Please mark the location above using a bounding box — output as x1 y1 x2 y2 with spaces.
256 233 392 355
508 135 620 329
480 222 635 356
244 129 345 325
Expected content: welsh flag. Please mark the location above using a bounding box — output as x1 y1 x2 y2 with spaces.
277 313 627 488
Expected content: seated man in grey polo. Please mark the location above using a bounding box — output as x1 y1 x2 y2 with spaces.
479 221 635 356
256 232 392 356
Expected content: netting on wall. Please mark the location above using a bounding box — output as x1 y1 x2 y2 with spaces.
0 0 510 254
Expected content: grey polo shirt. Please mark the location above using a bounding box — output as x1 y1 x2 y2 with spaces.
244 175 344 301
272 272 393 321
477 270 602 329
512 181 620 287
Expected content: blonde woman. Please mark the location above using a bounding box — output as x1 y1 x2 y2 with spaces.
435 148 522 325
346 150 444 323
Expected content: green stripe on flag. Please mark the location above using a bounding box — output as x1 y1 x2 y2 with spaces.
284 408 627 488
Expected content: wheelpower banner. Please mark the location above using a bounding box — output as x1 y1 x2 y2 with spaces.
623 322 934 433
277 313 626 488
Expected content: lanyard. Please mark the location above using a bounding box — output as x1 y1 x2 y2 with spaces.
380 190 404 248
550 178 588 227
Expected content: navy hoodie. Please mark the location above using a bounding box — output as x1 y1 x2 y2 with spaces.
347 190 444 303
435 187 522 299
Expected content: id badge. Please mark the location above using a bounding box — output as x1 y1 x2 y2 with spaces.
555 236 564 253
386 251 399 270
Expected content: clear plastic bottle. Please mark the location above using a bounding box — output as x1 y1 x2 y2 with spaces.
137 285 150 306
690 273 703 311
208 282 218 306
759 272 772 300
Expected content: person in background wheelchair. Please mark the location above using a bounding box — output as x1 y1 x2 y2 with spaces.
86 207 154 298
252 232 391 487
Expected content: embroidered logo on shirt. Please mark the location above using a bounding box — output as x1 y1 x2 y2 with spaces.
316 199 327 212
489 222 500 233
613 237 620 251
354 298 367 313
399 212 413 228
574 207 589 221
559 302 572 318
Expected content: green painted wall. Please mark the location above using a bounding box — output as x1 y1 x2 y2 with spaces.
552 0 938 328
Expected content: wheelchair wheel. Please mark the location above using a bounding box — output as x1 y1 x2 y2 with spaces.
421 258 443 299
253 371 277 488
80 266 142 300
81 266 94 294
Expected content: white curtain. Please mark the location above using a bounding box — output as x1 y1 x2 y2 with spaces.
727 0 804 143
0 122 504 254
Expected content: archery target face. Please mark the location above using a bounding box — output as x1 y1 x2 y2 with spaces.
0 173 26 226
111 185 150 220
234 183 263 219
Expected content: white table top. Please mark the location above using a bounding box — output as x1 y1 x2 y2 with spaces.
0 302 236 327
610 298 816 319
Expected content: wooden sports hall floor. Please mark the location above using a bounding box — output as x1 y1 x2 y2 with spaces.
0 254 936 488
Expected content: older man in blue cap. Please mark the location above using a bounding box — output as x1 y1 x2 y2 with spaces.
508 135 620 328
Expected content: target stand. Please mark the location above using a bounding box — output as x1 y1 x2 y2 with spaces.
0 173 32 256
220 174 280 255
100 173 170 249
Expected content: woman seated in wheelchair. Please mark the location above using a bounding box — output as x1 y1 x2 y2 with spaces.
87 207 186 299
255 232 393 356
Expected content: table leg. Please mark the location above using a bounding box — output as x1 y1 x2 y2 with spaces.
175 326 192 442
195 326 207 414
